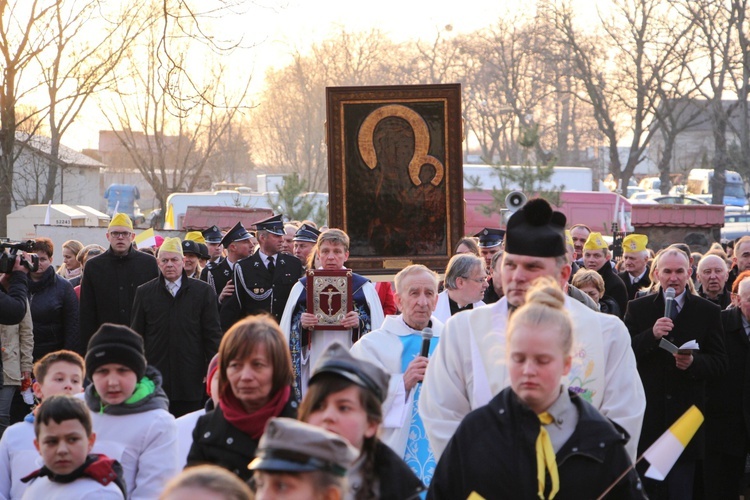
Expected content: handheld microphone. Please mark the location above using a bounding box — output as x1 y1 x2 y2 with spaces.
420 327 434 358
664 287 676 319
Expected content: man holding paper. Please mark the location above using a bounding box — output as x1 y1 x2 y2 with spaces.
624 248 727 498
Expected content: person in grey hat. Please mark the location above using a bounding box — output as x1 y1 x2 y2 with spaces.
298 343 424 500
419 198 645 463
249 417 358 499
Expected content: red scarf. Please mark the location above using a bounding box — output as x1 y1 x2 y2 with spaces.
219 385 291 439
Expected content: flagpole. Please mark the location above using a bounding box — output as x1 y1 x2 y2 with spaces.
596 455 644 500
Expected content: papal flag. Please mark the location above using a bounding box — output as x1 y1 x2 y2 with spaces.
642 405 704 480
134 228 156 249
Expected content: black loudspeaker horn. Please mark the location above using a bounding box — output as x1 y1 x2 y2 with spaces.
505 191 527 212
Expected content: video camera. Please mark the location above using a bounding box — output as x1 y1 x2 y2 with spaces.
0 240 38 273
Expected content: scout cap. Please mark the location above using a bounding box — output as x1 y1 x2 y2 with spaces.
109 213 133 230
160 237 183 256
474 228 505 248
309 342 389 402
505 198 566 257
254 214 285 236
583 232 608 251
201 225 223 244
249 418 358 476
220 222 251 248
622 234 648 253
185 231 206 244
293 224 321 243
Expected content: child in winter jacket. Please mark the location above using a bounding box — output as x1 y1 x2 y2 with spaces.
0 349 85 500
84 323 178 500
21 395 125 499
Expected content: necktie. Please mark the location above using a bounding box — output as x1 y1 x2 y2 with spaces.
167 282 177 296
536 412 559 499
267 255 275 274
669 302 678 320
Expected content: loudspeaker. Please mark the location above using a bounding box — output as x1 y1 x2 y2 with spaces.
505 191 527 212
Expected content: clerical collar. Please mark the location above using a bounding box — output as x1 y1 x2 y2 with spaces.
448 296 473 316
401 317 432 333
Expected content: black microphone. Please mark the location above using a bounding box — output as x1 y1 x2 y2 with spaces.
420 327 434 358
664 287 676 319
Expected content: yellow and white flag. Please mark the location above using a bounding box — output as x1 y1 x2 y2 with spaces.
134 228 156 248
643 405 704 480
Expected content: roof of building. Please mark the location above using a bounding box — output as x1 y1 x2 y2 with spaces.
14 132 105 169
631 204 725 228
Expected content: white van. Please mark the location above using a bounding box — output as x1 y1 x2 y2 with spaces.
686 169 746 207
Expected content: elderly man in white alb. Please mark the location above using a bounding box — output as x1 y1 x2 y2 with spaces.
433 253 487 323
419 198 645 461
350 264 442 489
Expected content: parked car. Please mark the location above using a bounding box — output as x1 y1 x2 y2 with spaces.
653 195 708 205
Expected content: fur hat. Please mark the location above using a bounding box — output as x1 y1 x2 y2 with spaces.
85 323 147 380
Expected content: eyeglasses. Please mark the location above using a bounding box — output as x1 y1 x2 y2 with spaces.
462 275 488 283
109 231 132 239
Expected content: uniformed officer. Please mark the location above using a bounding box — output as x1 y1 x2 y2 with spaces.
293 223 321 268
219 214 305 331
205 222 253 304
474 227 505 272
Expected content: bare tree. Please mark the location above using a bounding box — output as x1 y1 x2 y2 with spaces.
34 0 153 204
0 0 56 234
103 19 251 214
552 0 691 195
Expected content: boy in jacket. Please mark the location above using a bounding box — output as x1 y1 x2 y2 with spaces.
22 395 125 499
84 323 178 500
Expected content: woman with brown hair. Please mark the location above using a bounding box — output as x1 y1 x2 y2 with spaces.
298 343 423 500
186 315 297 482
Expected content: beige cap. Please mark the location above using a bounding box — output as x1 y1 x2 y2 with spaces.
248 418 358 476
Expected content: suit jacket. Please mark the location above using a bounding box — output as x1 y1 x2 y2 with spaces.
619 266 652 301
624 290 728 460
219 252 304 330
705 307 750 457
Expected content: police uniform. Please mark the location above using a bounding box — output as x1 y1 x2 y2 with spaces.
219 215 304 330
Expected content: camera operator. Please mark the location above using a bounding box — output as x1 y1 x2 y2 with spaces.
0 253 29 325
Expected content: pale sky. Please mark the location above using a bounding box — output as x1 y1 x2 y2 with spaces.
67 0 600 151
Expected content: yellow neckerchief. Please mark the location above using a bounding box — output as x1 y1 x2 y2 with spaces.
536 412 560 499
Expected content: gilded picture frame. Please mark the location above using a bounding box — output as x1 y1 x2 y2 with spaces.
326 84 464 275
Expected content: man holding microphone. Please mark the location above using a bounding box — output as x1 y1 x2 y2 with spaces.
350 264 442 489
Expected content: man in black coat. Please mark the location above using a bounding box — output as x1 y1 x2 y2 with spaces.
131 237 222 417
205 222 254 304
618 233 651 300
220 214 304 331
624 248 727 499
199 225 225 282
582 232 628 317
79 214 159 347
704 275 750 497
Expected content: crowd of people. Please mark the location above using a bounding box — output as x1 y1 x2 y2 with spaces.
0 199 745 498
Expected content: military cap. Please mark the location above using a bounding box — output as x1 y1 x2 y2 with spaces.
109 213 133 230
309 342 389 403
293 224 321 243
583 232 608 251
182 239 202 256
249 418 358 476
474 228 505 248
254 214 285 236
198 242 210 260
201 225 223 244
622 234 648 253
220 222 251 248
505 198 566 257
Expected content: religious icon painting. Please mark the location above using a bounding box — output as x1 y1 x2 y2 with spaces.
326 84 464 275
306 269 353 330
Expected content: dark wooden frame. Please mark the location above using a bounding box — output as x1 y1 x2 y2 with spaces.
326 84 464 275
306 268 353 330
